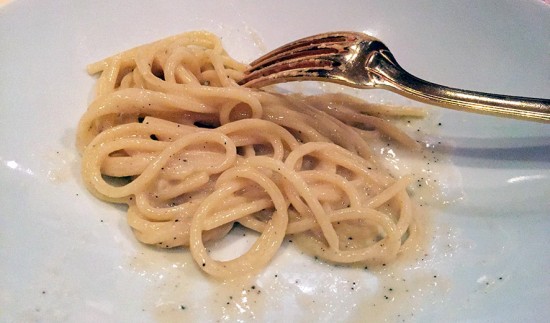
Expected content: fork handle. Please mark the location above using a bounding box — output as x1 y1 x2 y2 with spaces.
367 50 550 122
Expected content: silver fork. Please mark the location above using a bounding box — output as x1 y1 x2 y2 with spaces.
239 32 550 123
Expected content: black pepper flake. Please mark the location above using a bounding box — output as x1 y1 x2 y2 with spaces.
150 134 159 140
180 305 186 310
42 291 46 294
202 263 206 267
438 122 442 126
251 285 256 290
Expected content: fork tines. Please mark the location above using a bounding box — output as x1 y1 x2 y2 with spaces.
239 32 365 87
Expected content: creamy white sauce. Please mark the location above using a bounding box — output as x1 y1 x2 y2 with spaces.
123 89 465 322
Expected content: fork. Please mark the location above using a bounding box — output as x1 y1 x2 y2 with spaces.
239 32 550 123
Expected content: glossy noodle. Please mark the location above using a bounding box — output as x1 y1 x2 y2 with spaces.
77 31 426 278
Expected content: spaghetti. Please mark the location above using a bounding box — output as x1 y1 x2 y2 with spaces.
77 31 425 278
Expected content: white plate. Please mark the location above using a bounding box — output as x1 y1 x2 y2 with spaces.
1 1 549 322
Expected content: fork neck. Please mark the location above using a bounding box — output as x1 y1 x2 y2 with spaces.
365 49 550 122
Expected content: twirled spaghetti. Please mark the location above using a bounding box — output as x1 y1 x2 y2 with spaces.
77 31 426 278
